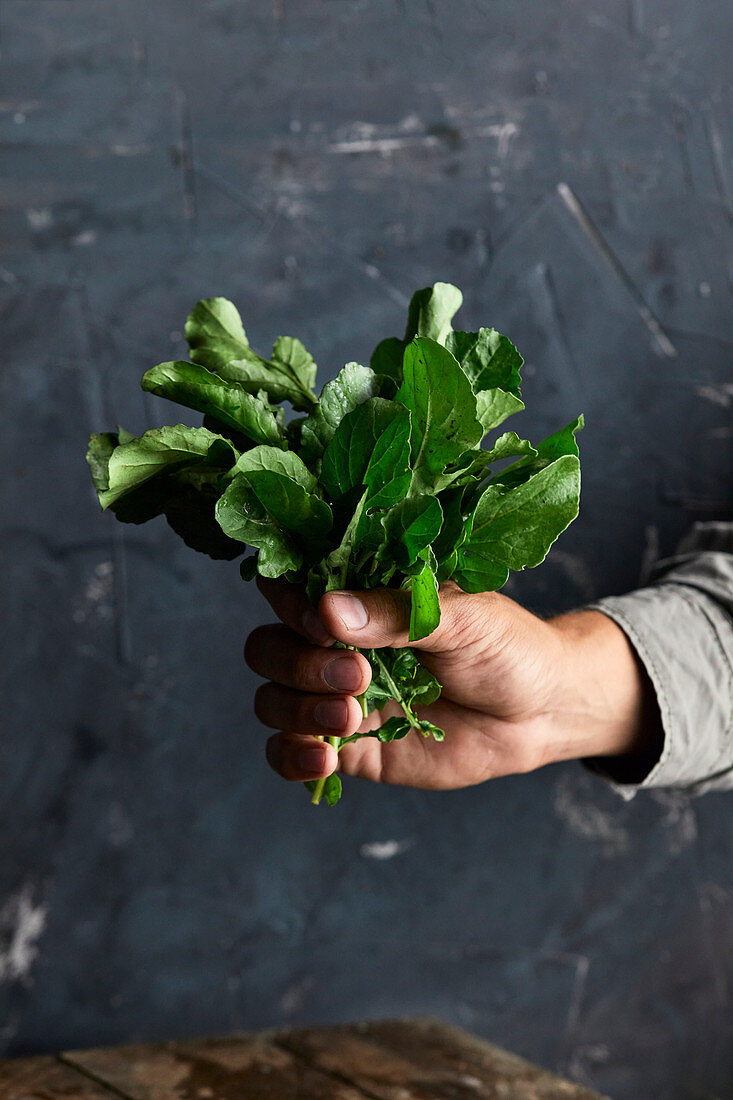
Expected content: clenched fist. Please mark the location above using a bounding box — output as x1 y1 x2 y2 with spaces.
245 578 661 790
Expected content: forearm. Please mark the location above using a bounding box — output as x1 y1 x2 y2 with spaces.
544 610 664 775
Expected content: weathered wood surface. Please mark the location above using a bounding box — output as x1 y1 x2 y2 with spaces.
63 1034 364 1100
277 1018 606 1099
0 1053 118 1098
0 1021 606 1099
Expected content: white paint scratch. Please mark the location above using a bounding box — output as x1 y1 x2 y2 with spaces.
697 882 731 1006
549 551 596 600
0 886 47 984
71 229 97 247
554 774 630 855
557 181 677 358
477 121 518 157
328 135 440 155
457 1074 484 1089
0 98 41 115
695 383 733 407
568 1043 610 1088
639 523 660 585
26 208 53 231
359 839 413 860
544 950 590 1034
280 975 313 1015
111 143 150 157
73 561 114 624
650 790 697 855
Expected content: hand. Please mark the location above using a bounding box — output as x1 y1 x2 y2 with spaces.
245 578 661 790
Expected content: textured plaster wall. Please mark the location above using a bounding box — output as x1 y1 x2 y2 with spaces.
0 2 731 1096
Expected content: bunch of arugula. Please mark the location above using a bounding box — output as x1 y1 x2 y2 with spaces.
87 282 582 806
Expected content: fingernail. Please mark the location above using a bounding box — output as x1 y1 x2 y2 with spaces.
329 594 368 631
323 656 363 692
302 607 334 645
296 745 327 775
314 698 348 730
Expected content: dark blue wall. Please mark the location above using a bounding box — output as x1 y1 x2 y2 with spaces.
1 2 731 1096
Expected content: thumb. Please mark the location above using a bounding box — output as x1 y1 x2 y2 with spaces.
318 582 488 652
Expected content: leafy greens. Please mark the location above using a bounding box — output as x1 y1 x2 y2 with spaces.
87 284 582 805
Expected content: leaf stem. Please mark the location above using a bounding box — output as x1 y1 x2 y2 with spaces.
370 648 418 727
310 736 341 805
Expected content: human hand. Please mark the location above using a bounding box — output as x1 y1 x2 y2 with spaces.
245 579 659 790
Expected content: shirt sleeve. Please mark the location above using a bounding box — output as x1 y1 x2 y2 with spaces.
582 522 733 798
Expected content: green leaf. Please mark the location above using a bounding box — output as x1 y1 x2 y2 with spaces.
363 646 442 724
86 432 117 493
240 555 259 581
446 328 524 433
300 362 382 464
377 716 413 742
323 772 343 806
409 550 440 642
475 389 525 432
432 487 470 580
270 335 317 400
484 431 537 464
368 282 463 388
142 361 285 447
93 425 237 509
159 480 245 560
405 282 463 345
305 773 342 806
443 432 537 492
321 398 411 506
491 415 584 490
384 495 443 567
396 337 482 492
416 718 445 741
455 454 581 592
199 344 317 413
231 445 317 492
215 475 302 577
186 299 318 411
225 444 332 565
324 488 369 589
446 327 522 394
89 434 243 560
369 337 404 382
184 297 249 368
249 472 331 542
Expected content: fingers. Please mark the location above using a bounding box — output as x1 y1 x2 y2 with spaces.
245 623 372 695
256 576 334 645
318 582 486 652
254 682 364 736
265 734 339 782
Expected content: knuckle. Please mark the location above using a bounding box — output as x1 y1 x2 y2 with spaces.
253 683 275 724
244 625 270 669
370 590 410 640
293 652 318 691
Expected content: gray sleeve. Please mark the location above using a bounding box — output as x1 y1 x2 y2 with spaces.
583 522 733 798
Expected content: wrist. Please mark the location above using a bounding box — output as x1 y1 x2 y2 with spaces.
542 609 663 770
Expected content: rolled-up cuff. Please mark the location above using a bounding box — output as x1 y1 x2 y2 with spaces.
582 585 733 798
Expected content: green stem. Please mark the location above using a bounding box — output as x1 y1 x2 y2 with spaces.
345 643 370 720
371 648 418 727
310 735 341 805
